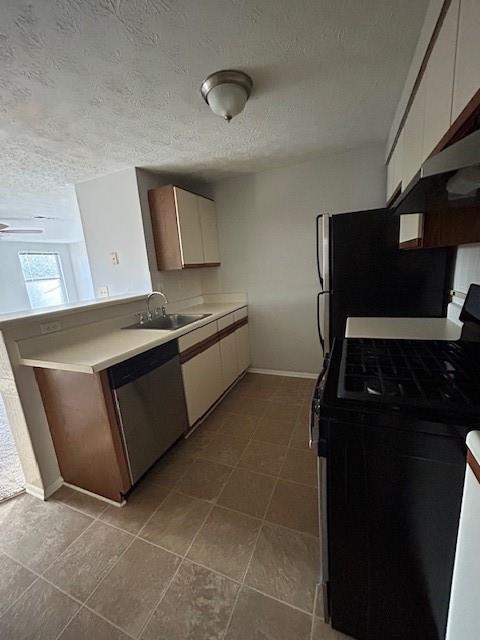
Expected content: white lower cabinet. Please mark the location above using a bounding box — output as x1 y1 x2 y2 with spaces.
236 324 250 373
219 332 239 390
180 308 249 426
181 342 224 426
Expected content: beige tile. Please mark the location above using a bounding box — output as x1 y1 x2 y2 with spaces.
188 506 261 581
312 617 353 639
263 401 301 423
235 384 278 400
245 523 319 612
239 440 287 476
44 521 133 601
197 411 226 433
315 584 327 620
195 432 249 466
142 560 239 640
266 480 319 536
50 485 108 518
148 440 195 486
218 468 276 518
100 479 172 534
280 448 317 487
240 373 281 389
254 417 296 445
225 586 311 640
59 607 131 640
280 377 315 393
221 395 270 417
0 578 79 640
176 459 232 501
0 553 36 616
0 494 92 572
140 492 211 555
220 413 259 438
88 539 180 637
289 420 310 450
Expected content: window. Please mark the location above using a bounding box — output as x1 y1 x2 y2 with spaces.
19 252 68 310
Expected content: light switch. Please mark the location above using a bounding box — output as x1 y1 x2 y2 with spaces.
111 251 120 265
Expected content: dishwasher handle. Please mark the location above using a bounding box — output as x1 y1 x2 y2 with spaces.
108 340 179 389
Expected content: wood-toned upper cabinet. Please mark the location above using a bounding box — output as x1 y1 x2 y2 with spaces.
423 0 459 158
452 0 480 122
148 185 221 270
198 197 220 264
402 80 426 188
386 130 404 203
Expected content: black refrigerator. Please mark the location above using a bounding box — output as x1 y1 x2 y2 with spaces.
316 208 454 354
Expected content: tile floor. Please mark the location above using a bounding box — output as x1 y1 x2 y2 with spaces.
0 373 351 640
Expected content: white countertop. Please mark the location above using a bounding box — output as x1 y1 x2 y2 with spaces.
346 316 462 341
17 301 246 374
467 431 480 463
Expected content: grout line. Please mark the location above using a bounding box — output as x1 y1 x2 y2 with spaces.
0 574 40 621
136 496 218 639
310 584 319 640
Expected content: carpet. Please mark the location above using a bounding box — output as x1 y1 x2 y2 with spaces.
0 398 25 502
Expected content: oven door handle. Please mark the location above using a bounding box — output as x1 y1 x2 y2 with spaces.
309 364 327 448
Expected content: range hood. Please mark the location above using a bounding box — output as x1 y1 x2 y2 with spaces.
395 129 480 215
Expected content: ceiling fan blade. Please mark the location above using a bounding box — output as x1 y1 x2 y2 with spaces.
0 229 43 233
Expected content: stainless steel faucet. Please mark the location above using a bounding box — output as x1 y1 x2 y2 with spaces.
146 291 168 319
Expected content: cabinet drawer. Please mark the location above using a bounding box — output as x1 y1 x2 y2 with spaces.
217 313 235 331
233 307 248 323
178 321 218 352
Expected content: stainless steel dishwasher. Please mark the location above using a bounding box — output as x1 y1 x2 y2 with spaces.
108 341 188 484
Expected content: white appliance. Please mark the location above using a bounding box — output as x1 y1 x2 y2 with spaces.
446 431 480 640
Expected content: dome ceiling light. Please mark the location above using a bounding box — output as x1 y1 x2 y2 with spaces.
200 70 253 122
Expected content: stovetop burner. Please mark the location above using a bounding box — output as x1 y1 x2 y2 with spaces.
338 338 480 411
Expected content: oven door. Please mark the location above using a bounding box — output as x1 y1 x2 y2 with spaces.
310 359 330 621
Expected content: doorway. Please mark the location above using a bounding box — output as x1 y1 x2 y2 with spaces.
0 394 25 502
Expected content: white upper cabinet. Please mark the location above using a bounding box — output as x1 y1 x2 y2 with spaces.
423 0 459 158
402 80 426 188
386 129 404 202
174 187 204 265
452 0 480 121
198 197 220 264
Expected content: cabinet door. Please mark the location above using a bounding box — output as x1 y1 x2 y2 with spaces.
174 187 204 266
181 342 223 425
386 130 404 202
452 0 480 121
402 80 426 187
399 213 423 248
235 324 250 374
220 332 239 390
423 0 459 157
198 197 220 264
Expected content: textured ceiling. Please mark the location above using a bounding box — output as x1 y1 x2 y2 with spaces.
0 0 428 205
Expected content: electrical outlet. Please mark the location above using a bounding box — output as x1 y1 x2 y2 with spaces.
97 286 109 298
110 251 119 265
40 321 62 335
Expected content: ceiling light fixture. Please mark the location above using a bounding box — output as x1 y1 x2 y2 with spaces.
201 69 253 122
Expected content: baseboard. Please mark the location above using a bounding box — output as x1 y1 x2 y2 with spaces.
248 367 317 379
26 476 63 501
63 482 126 507
25 483 45 500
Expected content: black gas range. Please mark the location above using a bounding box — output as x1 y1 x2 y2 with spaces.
311 289 480 640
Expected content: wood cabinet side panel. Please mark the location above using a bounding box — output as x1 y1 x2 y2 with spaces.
148 185 183 270
35 368 131 501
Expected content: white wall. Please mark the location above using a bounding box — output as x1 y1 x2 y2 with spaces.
453 244 480 293
75 168 152 297
213 146 386 374
0 241 79 314
135 168 220 304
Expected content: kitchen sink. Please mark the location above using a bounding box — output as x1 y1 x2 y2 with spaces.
125 313 212 331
